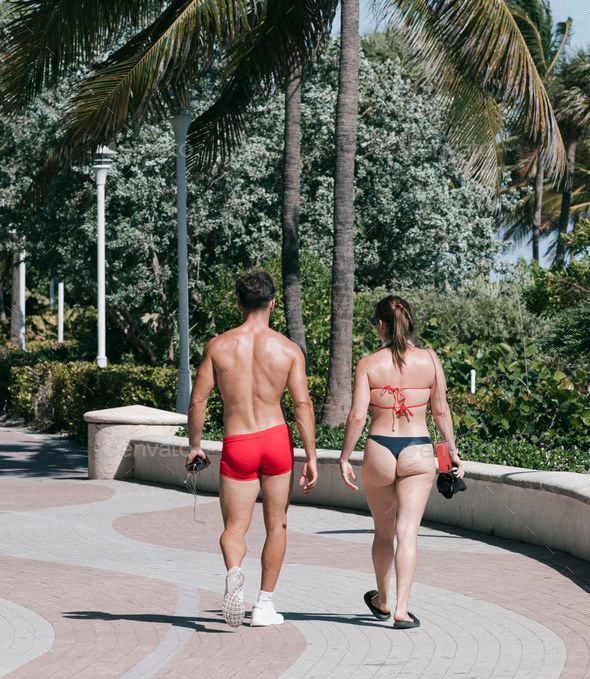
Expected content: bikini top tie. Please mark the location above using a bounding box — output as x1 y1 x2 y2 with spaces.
370 386 430 428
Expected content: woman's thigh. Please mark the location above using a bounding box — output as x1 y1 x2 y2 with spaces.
395 444 436 535
363 438 398 535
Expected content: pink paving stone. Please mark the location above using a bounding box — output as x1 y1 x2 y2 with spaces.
0 554 306 678
154 589 306 678
1 555 175 677
0 478 113 511
114 501 590 678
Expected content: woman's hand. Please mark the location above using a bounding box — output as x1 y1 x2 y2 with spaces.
450 449 465 478
340 459 359 491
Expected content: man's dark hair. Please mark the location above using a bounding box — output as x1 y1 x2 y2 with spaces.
235 270 276 311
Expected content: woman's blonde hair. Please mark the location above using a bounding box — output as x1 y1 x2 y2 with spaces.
374 295 417 370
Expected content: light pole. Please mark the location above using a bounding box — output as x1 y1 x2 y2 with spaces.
57 281 64 343
171 111 192 414
18 248 25 352
93 146 115 369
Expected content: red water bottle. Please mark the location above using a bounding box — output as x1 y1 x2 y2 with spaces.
436 442 452 472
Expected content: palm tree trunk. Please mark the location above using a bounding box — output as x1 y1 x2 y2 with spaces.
9 251 20 345
281 66 307 356
532 156 544 263
321 0 360 426
555 138 578 264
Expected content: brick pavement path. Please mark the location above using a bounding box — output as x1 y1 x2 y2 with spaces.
1 426 589 678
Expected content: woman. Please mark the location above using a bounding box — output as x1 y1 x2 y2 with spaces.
339 295 464 629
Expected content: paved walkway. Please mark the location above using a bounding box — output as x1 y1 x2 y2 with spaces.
1 427 590 678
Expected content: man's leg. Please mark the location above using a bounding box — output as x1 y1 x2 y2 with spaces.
260 471 293 591
219 475 260 627
250 471 292 626
219 476 260 568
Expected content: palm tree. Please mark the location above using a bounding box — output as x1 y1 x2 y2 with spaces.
0 1 338 180
281 66 307 356
320 0 568 425
503 0 571 261
321 0 360 426
552 50 590 263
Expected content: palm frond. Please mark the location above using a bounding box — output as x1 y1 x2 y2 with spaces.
509 9 548 74
61 0 252 148
0 0 164 112
377 0 567 188
546 19 572 75
553 50 590 138
185 0 337 172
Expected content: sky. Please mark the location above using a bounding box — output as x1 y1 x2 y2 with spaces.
352 0 590 266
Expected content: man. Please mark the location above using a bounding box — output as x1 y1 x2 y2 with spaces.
186 270 317 628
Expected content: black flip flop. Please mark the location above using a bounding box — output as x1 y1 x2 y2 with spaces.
393 612 420 629
363 590 391 620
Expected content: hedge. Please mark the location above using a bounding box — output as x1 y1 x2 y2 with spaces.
3 351 588 473
9 361 176 439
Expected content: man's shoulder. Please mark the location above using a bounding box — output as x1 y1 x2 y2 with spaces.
269 330 303 354
203 331 232 354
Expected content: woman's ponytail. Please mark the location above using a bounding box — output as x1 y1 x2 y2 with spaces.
374 295 416 369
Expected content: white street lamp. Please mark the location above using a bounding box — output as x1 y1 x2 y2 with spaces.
93 146 115 369
171 111 192 414
18 249 25 352
57 281 64 343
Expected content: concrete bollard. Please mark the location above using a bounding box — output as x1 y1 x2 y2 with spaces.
84 405 187 480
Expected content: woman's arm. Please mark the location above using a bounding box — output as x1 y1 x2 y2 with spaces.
428 349 464 477
340 358 371 490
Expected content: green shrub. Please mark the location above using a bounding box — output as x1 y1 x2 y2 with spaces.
0 340 80 412
441 341 590 442
9 362 177 439
538 304 590 370
460 436 590 474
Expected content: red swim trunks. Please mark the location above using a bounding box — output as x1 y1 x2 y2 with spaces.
220 424 294 481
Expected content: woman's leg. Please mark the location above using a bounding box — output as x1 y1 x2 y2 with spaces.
393 444 436 621
362 439 398 614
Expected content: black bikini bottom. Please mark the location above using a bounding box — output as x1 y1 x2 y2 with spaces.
367 435 432 460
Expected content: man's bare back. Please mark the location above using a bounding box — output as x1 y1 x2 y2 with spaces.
207 323 303 435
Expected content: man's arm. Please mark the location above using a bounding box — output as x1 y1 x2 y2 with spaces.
286 345 317 492
187 339 216 462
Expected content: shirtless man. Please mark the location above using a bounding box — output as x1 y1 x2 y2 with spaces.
186 270 317 628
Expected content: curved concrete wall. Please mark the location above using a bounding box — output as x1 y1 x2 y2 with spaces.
130 434 590 563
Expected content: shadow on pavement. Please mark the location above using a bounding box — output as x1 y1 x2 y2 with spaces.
0 430 87 478
63 611 231 633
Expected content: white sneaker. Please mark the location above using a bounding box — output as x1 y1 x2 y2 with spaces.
250 603 285 627
222 568 245 628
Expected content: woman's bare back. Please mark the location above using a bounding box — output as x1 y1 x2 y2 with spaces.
365 346 436 436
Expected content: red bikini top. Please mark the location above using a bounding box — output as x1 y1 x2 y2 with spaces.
370 386 430 419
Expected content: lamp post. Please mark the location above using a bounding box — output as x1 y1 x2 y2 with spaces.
57 281 64 343
171 111 192 414
93 146 115 369
18 249 25 352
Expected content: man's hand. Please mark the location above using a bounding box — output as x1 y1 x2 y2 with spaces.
340 460 359 491
186 446 208 468
299 459 317 494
